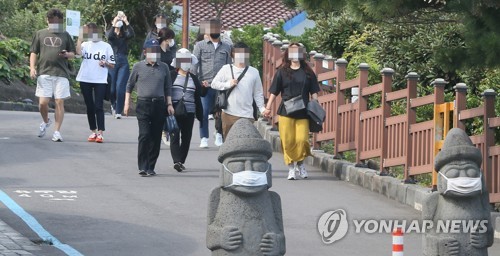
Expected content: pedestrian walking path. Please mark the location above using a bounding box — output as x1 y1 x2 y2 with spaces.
0 110 498 255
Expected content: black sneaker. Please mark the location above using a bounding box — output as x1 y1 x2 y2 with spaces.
174 162 183 172
139 170 147 176
147 170 156 176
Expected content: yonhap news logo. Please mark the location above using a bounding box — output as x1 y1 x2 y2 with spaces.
317 209 489 244
317 209 349 244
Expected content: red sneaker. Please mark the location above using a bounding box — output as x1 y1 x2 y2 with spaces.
96 134 104 143
88 133 97 142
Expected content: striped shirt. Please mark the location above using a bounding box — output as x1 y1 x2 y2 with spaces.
171 74 196 113
192 39 232 83
126 60 172 98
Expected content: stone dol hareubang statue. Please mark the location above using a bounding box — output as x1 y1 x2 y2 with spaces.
423 128 494 255
206 119 286 255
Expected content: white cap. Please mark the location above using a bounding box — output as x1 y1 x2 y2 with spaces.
171 48 198 67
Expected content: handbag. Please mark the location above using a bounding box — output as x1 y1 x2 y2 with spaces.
307 100 326 133
284 75 308 114
165 115 179 133
215 65 249 110
174 72 190 117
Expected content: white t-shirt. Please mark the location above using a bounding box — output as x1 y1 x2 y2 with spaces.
76 41 115 84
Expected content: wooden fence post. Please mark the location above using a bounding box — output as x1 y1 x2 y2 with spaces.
334 59 348 157
380 68 395 174
453 83 468 130
483 89 496 194
431 78 447 190
405 72 419 181
355 63 370 164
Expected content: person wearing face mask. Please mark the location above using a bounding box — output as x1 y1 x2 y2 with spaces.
263 43 320 180
158 27 177 146
168 48 207 172
106 11 135 120
142 14 174 59
76 23 115 143
30 8 76 142
124 39 174 177
192 18 232 148
422 128 493 255
211 42 266 140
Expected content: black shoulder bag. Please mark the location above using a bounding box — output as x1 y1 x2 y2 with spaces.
174 72 190 117
215 65 249 110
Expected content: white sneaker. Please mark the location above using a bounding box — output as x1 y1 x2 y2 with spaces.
162 131 170 146
37 118 52 138
52 131 63 142
200 137 208 148
214 133 223 146
208 114 214 120
287 164 296 180
111 105 116 117
115 113 122 119
297 163 308 179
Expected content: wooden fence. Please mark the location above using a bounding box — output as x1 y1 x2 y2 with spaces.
262 34 500 203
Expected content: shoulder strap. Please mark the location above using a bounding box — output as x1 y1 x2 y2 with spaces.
226 65 249 98
181 72 190 98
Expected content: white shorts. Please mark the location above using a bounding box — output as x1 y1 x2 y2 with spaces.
35 75 71 99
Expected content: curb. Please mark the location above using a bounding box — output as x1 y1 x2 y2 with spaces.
255 119 500 239
0 101 39 112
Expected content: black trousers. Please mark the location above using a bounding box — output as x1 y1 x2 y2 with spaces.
136 99 166 171
80 82 106 131
170 113 195 164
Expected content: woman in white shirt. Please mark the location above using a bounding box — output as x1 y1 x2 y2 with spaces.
76 23 115 143
210 42 266 140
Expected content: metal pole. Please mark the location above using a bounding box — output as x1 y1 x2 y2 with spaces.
182 0 189 48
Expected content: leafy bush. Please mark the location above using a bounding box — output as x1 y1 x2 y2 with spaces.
0 38 33 85
231 24 266 74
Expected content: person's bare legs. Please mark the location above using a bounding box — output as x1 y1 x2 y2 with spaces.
54 98 65 132
39 97 50 123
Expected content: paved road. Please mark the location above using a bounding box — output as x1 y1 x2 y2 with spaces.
0 110 498 255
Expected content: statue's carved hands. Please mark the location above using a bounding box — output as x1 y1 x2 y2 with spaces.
221 226 242 251
470 231 488 248
439 238 460 256
260 232 283 256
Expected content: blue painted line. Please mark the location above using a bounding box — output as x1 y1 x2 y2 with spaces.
0 189 83 256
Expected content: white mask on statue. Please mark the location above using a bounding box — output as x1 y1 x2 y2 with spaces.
439 172 482 195
223 164 269 188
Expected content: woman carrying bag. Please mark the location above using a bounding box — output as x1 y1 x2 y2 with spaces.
169 48 207 172
263 43 320 180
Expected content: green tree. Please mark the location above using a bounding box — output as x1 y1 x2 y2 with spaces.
296 0 500 69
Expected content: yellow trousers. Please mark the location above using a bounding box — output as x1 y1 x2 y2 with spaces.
278 116 311 165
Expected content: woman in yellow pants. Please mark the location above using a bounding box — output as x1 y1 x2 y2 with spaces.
263 43 320 180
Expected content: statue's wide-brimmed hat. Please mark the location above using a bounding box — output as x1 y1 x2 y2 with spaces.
434 128 482 171
218 119 272 163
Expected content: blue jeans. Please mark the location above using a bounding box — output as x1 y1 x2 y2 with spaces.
109 54 130 115
200 87 216 138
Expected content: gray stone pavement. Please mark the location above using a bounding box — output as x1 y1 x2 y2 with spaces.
0 109 499 255
0 220 38 255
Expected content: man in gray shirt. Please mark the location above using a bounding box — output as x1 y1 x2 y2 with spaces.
192 18 232 148
124 39 174 176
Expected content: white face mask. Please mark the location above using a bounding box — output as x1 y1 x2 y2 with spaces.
115 21 123 28
223 164 269 188
156 23 165 30
288 52 300 62
146 53 160 62
439 172 482 195
169 39 175 48
180 62 191 71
